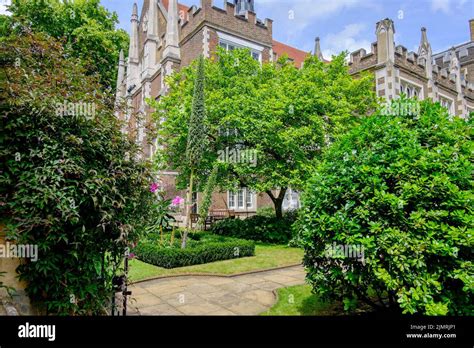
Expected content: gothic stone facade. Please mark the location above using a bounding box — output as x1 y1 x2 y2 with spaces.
349 18 474 117
116 2 474 221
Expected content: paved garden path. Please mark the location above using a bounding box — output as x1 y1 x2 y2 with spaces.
128 265 305 315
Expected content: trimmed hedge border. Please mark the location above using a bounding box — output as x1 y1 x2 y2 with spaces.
210 213 297 244
134 238 255 269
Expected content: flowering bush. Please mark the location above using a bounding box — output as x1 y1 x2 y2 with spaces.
0 30 154 314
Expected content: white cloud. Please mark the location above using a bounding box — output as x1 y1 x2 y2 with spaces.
0 0 12 16
258 0 375 32
321 23 372 58
430 0 468 13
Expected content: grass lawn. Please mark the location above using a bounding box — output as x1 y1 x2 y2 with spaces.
261 284 341 316
129 244 303 282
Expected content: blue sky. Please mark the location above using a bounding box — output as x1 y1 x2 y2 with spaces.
2 0 473 56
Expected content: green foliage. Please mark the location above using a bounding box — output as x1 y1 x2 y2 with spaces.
256 206 276 218
182 56 208 245
186 55 208 168
211 212 297 244
134 234 255 269
145 198 176 235
4 0 129 89
198 164 219 227
296 98 473 315
0 31 153 314
151 49 375 217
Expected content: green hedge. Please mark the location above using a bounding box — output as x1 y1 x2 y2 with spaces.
134 234 255 269
210 212 297 244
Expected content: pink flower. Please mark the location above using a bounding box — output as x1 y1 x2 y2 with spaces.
128 253 135 259
149 182 160 193
171 196 184 207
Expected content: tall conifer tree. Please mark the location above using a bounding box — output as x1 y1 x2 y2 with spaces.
182 56 207 248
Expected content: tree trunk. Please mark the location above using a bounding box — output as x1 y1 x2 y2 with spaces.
274 197 284 219
265 188 287 219
182 169 194 249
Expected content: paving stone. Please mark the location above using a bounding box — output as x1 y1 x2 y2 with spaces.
129 285 149 296
263 274 303 285
207 308 237 315
223 299 267 315
144 284 184 296
218 282 253 293
177 302 224 315
236 275 267 285
201 277 236 286
241 290 276 306
139 303 184 316
253 281 283 291
131 266 305 315
161 292 202 307
132 293 162 309
185 283 221 295
206 293 242 307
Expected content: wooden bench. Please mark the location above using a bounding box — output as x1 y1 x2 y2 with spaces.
190 210 235 230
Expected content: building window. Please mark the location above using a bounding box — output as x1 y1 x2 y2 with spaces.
237 189 244 209
439 96 454 115
246 190 254 208
400 80 422 99
228 188 254 210
219 39 261 62
192 192 198 214
283 188 300 211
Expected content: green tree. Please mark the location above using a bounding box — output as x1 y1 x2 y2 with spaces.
151 50 375 218
0 29 153 314
3 0 128 89
295 98 473 315
198 164 219 229
182 56 208 247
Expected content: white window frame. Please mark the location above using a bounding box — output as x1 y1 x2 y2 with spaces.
237 189 244 209
216 31 263 63
438 93 455 115
228 188 255 210
399 78 424 99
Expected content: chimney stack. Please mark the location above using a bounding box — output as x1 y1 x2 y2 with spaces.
470 19 474 41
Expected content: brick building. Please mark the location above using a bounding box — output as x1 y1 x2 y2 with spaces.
116 0 308 220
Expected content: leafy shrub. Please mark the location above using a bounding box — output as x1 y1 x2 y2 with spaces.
211 213 297 244
0 30 154 314
134 234 255 268
296 99 473 315
256 206 276 218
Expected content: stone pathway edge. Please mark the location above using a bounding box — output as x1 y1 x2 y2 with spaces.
130 262 304 285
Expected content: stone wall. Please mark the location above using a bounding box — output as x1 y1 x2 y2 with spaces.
0 225 36 315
